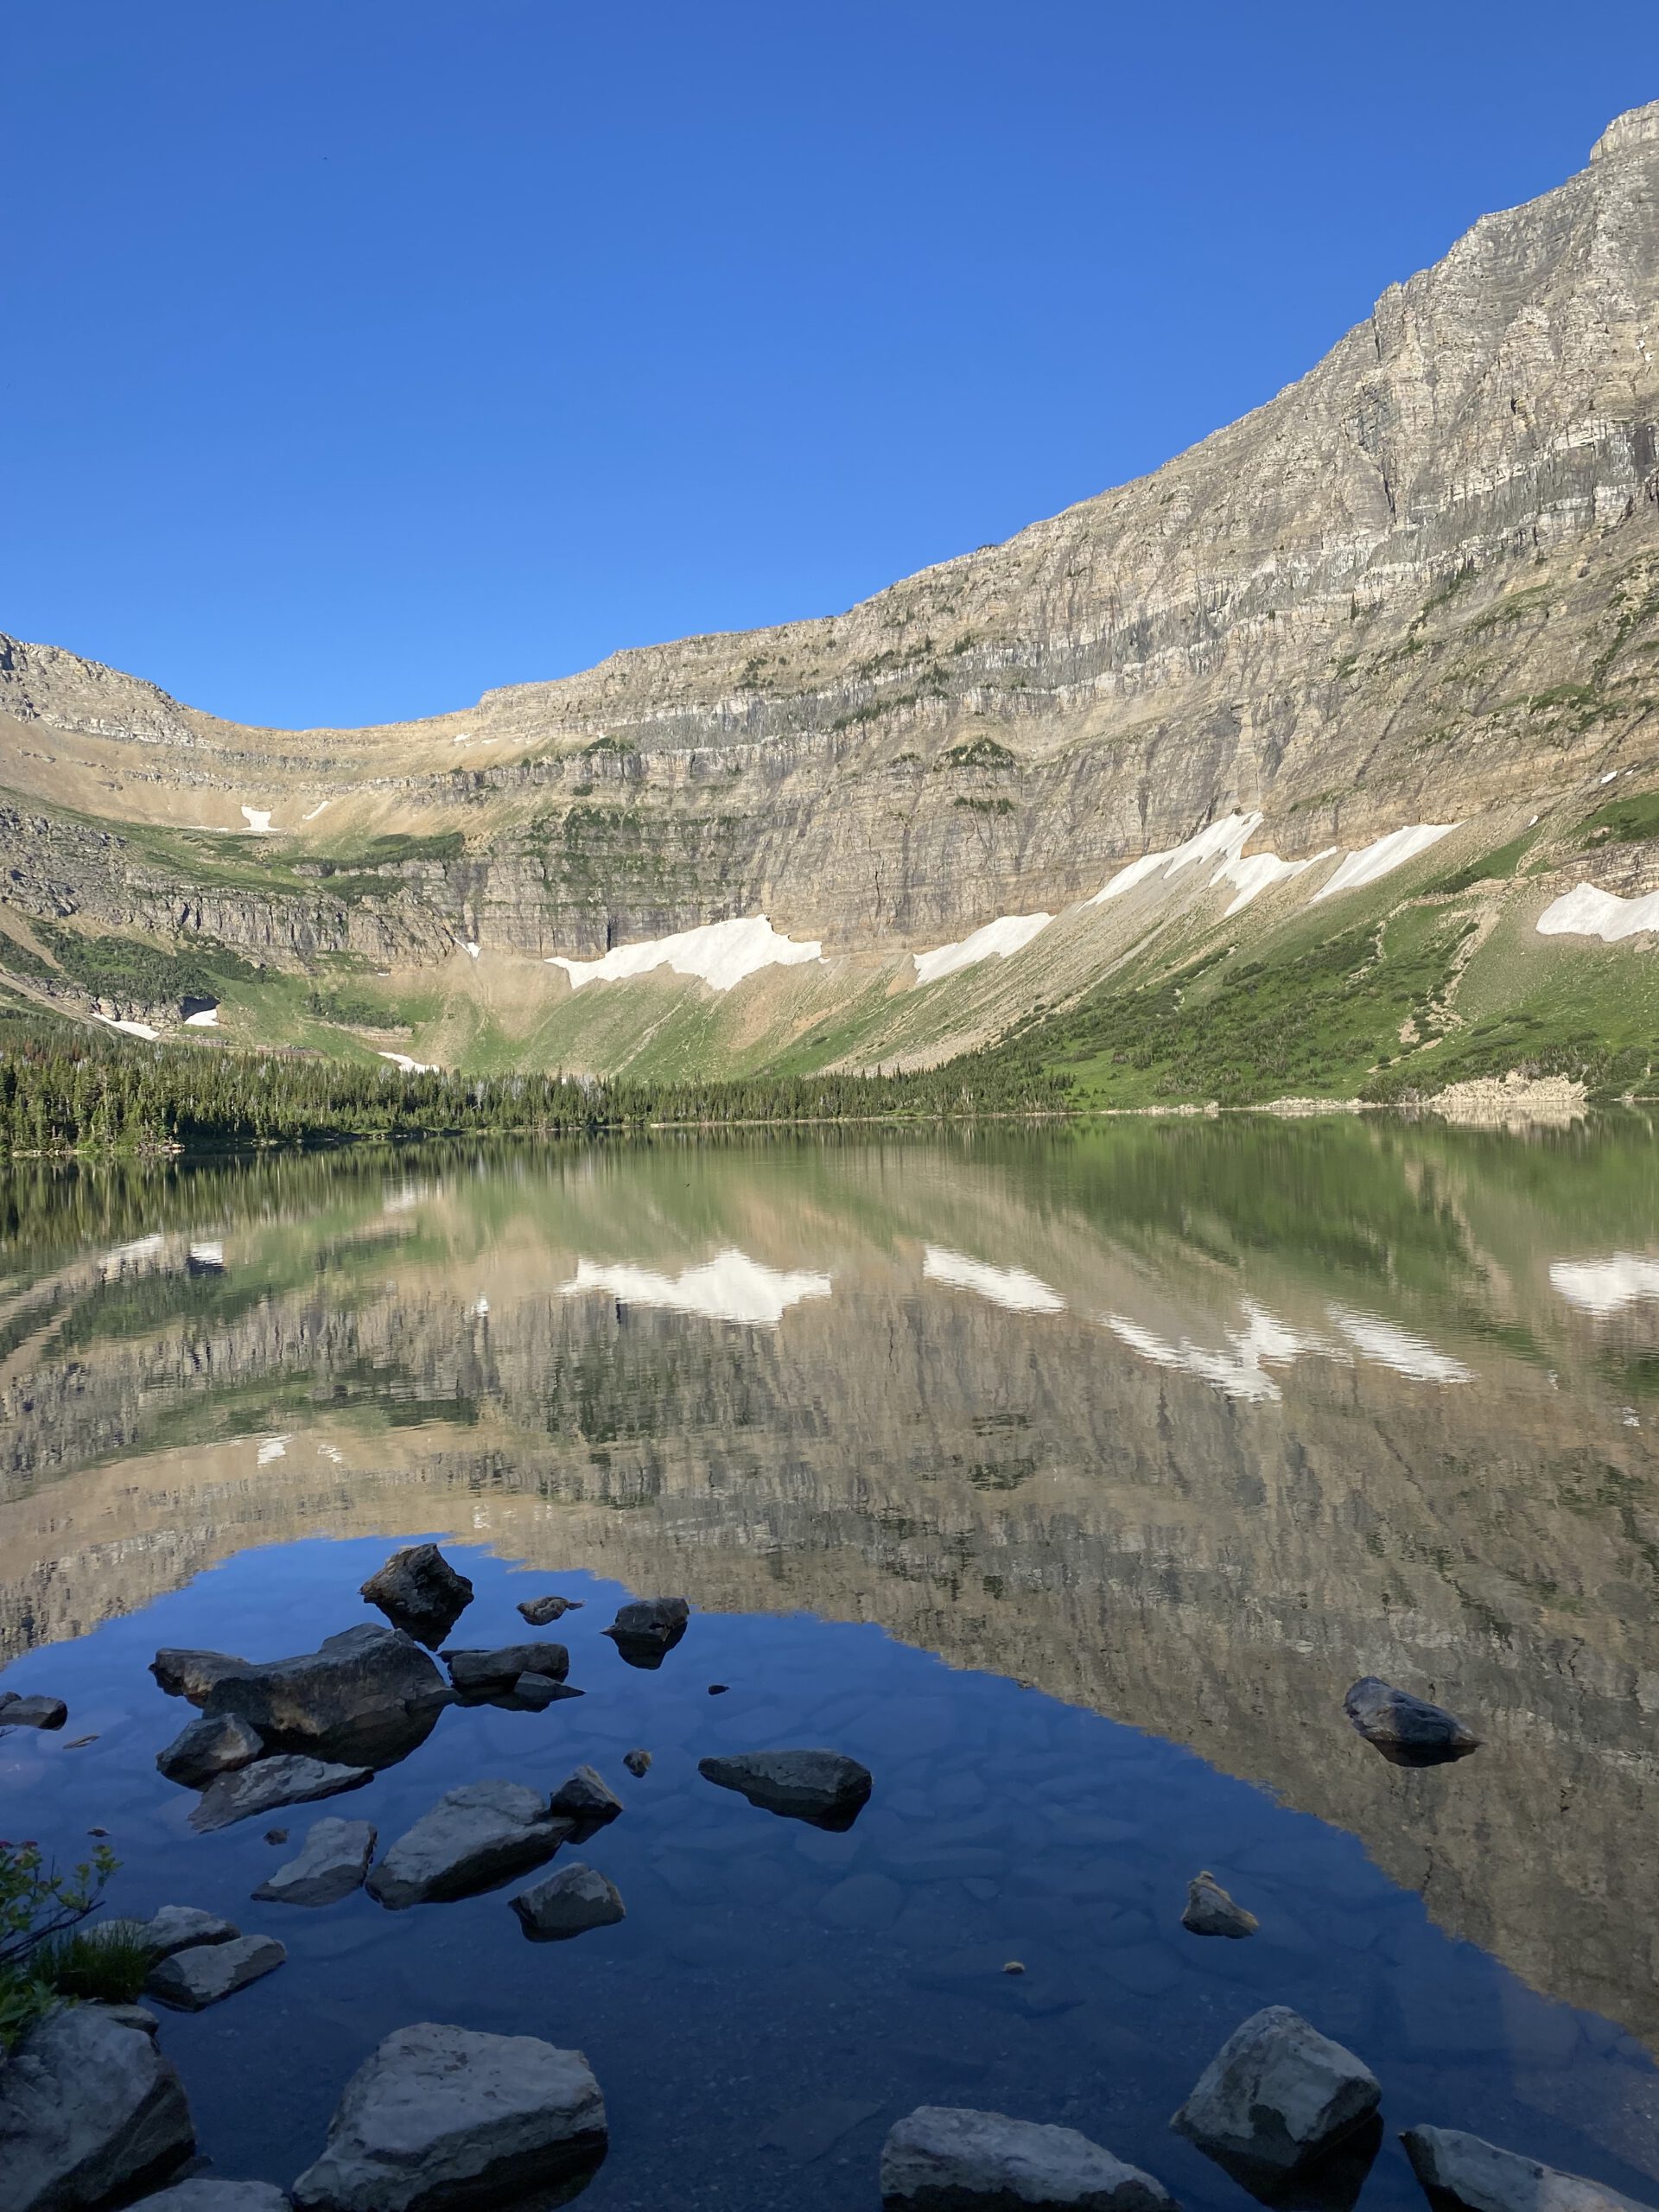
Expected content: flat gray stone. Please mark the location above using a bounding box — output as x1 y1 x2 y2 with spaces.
516 1594 582 1626
1402 2127 1654 2212
881 2106 1178 2209
145 1935 286 2012
104 1907 242 1961
134 2185 292 2212
1344 1678 1479 1766
1182 1872 1258 1939
511 1862 626 1941
191 1758 372 1834
548 1765 622 1823
254 1819 377 1907
699 1748 872 1829
1173 2005 1380 2177
289 2022 607 2212
0 1693 68 1731
156 1713 265 1788
0 2005 194 2212
153 1626 448 1757
440 1643 569 1694
366 1783 571 1909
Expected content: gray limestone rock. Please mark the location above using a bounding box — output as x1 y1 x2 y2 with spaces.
253 1819 377 1907
156 1713 265 1788
152 1627 449 1760
602 1598 688 1668
190 1757 372 1834
1181 1872 1258 1939
103 1908 241 1961
145 1934 286 2012
359 1547 474 1648
289 2022 607 2212
511 1862 626 1942
880 2106 1178 2210
621 1749 651 1778
1402 2127 1653 2212
366 1783 571 1909
439 1643 569 1694
0 1693 68 1731
1344 1678 1479 1767
0 2005 194 2212
547 1765 622 1824
516 1594 582 1626
133 2185 293 2212
699 1748 872 1829
1172 2005 1380 2177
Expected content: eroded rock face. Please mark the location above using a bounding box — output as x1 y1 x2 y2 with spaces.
511 1862 626 1942
880 2106 1177 2211
145 1935 286 2012
0 2006 194 2212
359 1545 474 1648
366 1783 571 1909
1344 1678 1480 1766
253 1818 377 1907
1401 2127 1653 2212
156 1713 264 1788
154 1626 449 1763
190 1757 372 1834
289 2022 607 2212
698 1749 872 1829
1171 2005 1380 2178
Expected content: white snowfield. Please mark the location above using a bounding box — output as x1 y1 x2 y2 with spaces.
378 1051 440 1074
183 1007 219 1027
912 912 1053 985
92 1013 160 1041
1325 1305 1470 1383
549 915 823 994
1103 1295 1470 1402
1536 883 1659 943
559 1249 832 1327
1309 823 1456 902
1090 812 1454 918
924 1245 1065 1314
239 805 275 834
1549 1254 1659 1314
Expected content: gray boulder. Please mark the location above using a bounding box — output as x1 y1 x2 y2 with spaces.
1402 2127 1653 2212
516 1594 582 1626
289 2022 607 2212
134 2185 292 2212
881 2106 1177 2210
699 1749 873 1830
0 1692 68 1731
359 1547 474 1648
622 1749 651 1778
254 1819 377 1907
145 1935 286 2012
1173 2006 1380 2177
366 1783 572 1909
1181 1872 1258 1939
88 2005 160 2037
511 1863 626 1942
104 1907 241 1961
156 1713 265 1788
602 1597 688 1668
0 2005 194 2212
191 1757 372 1834
439 1643 569 1694
152 1627 449 1761
548 1765 622 1824
1344 1678 1479 1767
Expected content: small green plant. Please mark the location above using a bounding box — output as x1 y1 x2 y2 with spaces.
30 1923 151 2005
0 1836 123 2047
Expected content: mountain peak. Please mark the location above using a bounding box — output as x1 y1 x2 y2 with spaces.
1590 99 1659 162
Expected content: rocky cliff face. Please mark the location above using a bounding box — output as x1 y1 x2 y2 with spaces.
3 105 1658 998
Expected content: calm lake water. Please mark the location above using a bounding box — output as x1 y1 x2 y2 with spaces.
3 1121 1659 2210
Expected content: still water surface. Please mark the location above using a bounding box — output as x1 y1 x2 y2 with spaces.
3 1122 1658 2209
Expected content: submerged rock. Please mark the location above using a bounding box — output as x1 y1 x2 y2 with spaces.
602 1598 689 1669
517 1593 582 1626
366 1782 572 1909
1402 2126 1652 2212
153 1626 449 1764
156 1713 265 1788
254 1818 378 1907
104 1906 242 1961
881 2106 1177 2210
146 1935 286 2012
440 1643 569 1695
511 1862 626 1942
622 1749 652 1778
1182 1872 1258 1939
0 2005 194 2212
359 1546 474 1649
699 1749 873 1830
503 1674 583 1712
1343 1678 1480 1767
548 1765 622 1824
0 1692 68 1731
290 2022 607 2212
133 2184 293 2212
190 1757 372 1834
1172 2005 1380 2178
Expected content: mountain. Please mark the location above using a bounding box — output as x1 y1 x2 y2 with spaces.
3 102 1658 1097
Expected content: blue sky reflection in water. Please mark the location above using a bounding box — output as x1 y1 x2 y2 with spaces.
1 1122 1657 2209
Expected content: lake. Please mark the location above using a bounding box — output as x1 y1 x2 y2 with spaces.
3 1119 1657 2210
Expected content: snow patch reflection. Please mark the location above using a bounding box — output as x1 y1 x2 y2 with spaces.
558 1249 832 1327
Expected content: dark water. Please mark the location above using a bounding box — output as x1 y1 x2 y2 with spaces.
3 1120 1659 2209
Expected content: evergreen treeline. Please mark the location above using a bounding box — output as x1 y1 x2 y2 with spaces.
0 1018 1070 1155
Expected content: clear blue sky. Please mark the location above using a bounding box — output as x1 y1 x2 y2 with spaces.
3 3 1653 730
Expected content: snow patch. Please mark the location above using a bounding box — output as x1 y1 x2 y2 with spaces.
1549 1254 1659 1315
1090 813 1262 905
239 806 274 834
92 1014 159 1041
924 1245 1065 1314
913 912 1052 985
464 942 480 960
183 1007 219 1027
256 1434 289 1465
1103 1300 1326 1402
549 915 823 994
1309 823 1456 902
99 1232 165 1278
559 1249 832 1327
1536 883 1659 943
302 801 330 822
379 1051 440 1074
1325 1305 1469 1383
1212 846 1335 918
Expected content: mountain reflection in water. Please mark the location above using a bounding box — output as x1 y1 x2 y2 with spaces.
2 1122 1657 2150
